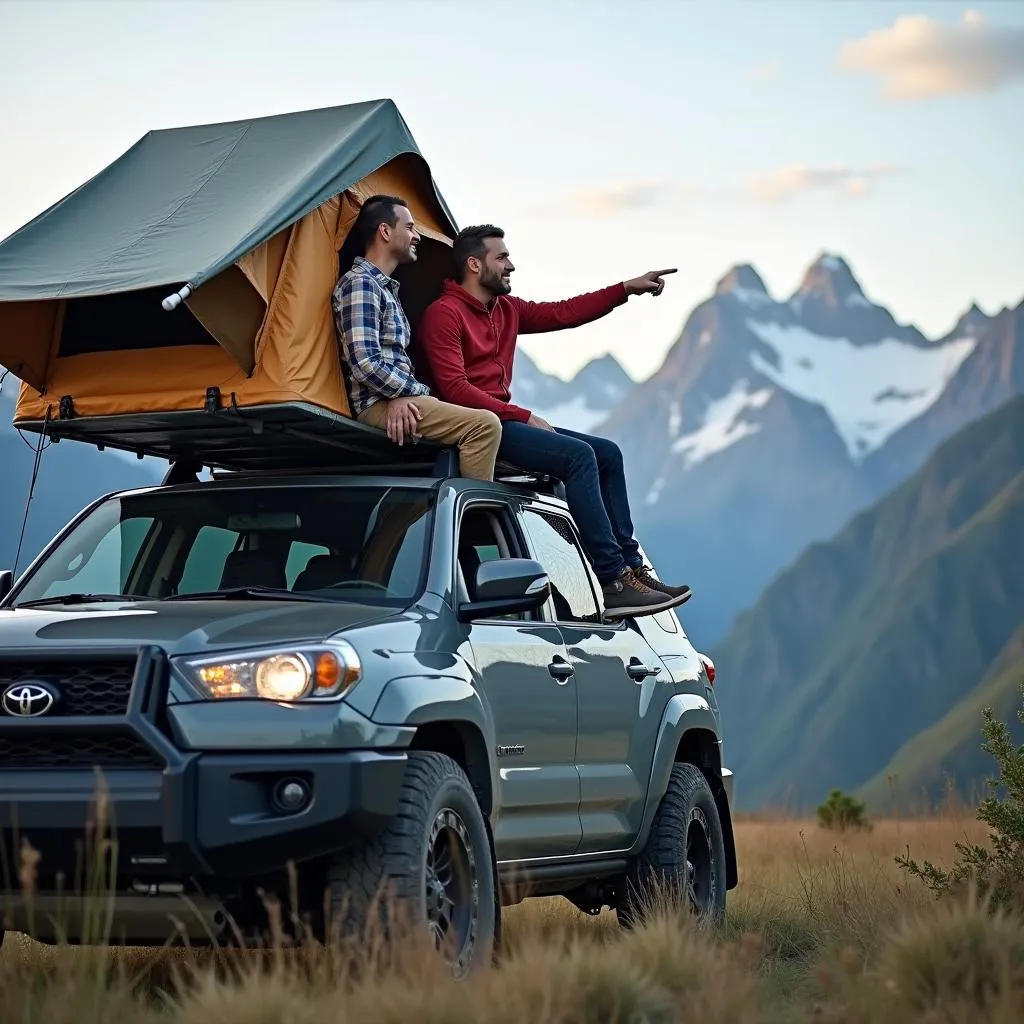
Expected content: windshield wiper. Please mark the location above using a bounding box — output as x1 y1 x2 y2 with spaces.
164 586 334 603
15 593 147 608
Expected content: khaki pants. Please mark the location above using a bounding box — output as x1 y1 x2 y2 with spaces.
357 396 502 481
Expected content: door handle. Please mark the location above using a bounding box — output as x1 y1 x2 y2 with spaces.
627 657 661 681
548 656 574 681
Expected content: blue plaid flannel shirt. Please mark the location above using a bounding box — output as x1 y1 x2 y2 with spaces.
332 256 430 416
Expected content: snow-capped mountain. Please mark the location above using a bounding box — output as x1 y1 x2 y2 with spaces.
510 350 633 432
718 254 977 460
603 251 980 502
596 252 1018 645
862 297 1022 497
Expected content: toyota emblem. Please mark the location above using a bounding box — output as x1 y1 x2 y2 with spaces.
1 682 59 717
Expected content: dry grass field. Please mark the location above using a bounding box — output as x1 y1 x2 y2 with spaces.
3 805 1022 1023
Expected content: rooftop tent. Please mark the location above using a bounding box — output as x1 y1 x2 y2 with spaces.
0 99 460 471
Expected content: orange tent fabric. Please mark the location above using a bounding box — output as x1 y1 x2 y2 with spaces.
12 162 453 424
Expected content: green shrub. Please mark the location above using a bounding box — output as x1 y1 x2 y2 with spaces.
897 679 1024 913
816 789 871 832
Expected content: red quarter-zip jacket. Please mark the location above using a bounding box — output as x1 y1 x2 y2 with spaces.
414 279 628 423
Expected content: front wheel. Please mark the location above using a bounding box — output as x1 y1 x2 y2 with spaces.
618 762 727 929
324 751 497 978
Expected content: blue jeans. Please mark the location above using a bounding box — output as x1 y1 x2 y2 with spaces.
498 423 643 583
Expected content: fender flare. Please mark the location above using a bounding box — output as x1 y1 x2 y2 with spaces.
370 674 497 815
634 692 738 889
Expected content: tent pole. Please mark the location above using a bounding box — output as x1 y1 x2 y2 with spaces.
161 284 193 311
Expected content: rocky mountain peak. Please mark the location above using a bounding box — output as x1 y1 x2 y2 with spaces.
947 301 993 339
793 252 867 309
714 264 771 302
576 352 631 381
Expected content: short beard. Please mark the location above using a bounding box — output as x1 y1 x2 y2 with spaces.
481 269 510 296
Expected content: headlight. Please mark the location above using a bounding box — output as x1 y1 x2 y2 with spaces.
174 641 361 702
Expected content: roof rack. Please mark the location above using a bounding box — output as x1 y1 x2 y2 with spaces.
200 461 566 498
17 401 447 472
15 400 567 498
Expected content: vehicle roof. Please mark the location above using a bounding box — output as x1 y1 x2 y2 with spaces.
107 471 568 509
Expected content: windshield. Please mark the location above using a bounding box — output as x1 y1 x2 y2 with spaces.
9 483 436 608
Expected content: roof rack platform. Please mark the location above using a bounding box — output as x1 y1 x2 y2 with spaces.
14 400 567 495
15 401 449 472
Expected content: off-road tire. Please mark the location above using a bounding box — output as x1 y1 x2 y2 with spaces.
618 762 726 929
324 750 497 977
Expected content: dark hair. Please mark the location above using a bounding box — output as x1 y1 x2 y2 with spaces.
354 194 409 252
337 194 409 277
452 224 504 279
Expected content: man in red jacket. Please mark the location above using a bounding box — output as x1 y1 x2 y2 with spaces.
416 223 692 621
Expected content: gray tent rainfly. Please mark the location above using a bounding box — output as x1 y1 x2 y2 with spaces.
0 97 457 303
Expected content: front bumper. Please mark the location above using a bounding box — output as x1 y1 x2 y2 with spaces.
0 749 406 876
0 746 406 945
0 645 408 886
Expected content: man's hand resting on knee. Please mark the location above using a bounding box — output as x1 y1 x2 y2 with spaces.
385 396 423 445
528 413 555 432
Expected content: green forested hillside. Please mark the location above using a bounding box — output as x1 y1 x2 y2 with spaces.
713 394 1024 812
858 627 1024 811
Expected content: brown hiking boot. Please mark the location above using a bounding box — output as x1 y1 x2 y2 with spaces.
632 565 692 604
601 567 691 621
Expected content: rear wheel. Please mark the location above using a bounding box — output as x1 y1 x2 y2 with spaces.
323 750 497 977
618 762 726 929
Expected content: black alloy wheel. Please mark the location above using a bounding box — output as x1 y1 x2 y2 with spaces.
324 750 498 978
618 761 727 928
424 806 480 970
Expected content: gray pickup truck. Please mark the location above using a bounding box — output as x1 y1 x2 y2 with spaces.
0 459 736 974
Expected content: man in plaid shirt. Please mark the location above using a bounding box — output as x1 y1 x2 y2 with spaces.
332 195 501 480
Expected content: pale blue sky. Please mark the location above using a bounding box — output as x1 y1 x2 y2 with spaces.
1 0 1022 380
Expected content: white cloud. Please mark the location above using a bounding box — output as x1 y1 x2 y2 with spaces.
562 163 900 218
568 180 699 217
838 9 1024 100
745 162 900 203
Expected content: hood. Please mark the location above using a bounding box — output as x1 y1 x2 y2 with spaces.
0 598 404 657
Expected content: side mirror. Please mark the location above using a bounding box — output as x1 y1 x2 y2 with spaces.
0 569 13 603
458 558 550 621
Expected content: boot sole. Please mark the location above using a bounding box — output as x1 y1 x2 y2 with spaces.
647 586 692 603
602 588 692 622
